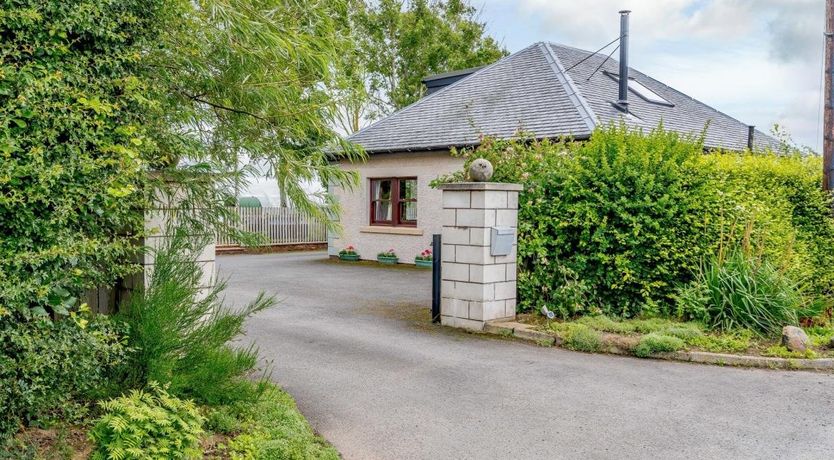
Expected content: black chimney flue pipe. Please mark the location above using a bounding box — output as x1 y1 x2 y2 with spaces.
618 10 631 112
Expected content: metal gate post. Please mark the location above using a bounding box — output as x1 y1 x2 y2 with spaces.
431 233 441 323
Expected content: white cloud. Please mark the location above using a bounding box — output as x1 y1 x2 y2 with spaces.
482 0 825 150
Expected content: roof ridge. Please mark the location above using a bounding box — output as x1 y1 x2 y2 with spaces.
348 42 543 142
539 42 597 132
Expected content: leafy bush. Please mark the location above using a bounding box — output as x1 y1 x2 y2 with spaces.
677 243 820 335
439 125 834 324
553 324 603 352
206 406 241 435
634 333 685 358
227 384 339 460
442 125 716 317
705 152 834 307
0 310 126 437
116 230 274 406
90 383 204 460
0 0 165 316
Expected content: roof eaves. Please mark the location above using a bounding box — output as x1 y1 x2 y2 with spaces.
361 132 593 155
540 42 597 133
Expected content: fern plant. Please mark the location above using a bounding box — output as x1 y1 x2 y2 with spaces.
89 383 204 460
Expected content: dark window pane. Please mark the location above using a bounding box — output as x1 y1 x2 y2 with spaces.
372 180 392 200
400 179 417 200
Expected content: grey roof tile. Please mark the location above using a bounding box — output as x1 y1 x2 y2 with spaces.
349 42 779 153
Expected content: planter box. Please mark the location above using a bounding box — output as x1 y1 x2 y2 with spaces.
414 259 433 268
377 256 399 265
339 253 360 261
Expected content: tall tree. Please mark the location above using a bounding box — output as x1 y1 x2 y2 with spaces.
147 0 363 217
334 0 507 133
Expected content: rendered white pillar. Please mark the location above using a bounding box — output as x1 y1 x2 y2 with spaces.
438 182 522 330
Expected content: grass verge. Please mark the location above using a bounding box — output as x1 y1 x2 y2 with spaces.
520 314 834 359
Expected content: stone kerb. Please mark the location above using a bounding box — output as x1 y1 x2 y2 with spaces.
438 182 522 330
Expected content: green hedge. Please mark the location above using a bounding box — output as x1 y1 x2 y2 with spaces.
0 0 164 317
0 312 127 436
441 125 834 322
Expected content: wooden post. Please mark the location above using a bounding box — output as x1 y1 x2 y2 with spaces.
824 0 834 190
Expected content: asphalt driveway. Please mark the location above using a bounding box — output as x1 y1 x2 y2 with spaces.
219 251 834 460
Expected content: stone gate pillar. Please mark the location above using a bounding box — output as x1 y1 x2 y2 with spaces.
437 182 522 330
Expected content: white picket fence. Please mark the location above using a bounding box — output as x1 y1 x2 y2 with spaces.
217 207 327 246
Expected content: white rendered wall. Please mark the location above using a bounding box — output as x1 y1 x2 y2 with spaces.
329 151 464 263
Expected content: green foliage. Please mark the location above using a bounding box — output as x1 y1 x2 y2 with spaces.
206 406 242 435
149 0 363 224
226 384 340 460
661 326 704 341
335 0 508 131
116 230 274 406
0 0 166 316
448 126 715 317
677 244 820 335
550 323 602 352
687 330 753 353
704 152 834 315
574 316 704 339
634 333 685 358
90 383 204 460
806 326 834 348
0 310 126 437
440 125 834 324
762 345 817 359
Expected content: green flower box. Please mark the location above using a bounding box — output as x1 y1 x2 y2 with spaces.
377 255 399 265
339 253 360 261
414 259 433 268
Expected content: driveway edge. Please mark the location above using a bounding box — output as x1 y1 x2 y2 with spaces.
484 321 834 372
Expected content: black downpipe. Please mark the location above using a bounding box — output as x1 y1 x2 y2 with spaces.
748 125 755 150
431 234 441 323
618 10 631 112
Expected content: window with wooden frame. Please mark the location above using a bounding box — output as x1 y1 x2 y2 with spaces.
369 177 417 226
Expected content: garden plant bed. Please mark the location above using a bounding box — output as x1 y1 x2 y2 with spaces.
4 382 338 459
483 314 834 371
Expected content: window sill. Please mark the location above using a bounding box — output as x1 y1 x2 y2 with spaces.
360 226 423 236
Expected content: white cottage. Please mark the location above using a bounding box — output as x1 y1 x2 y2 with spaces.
328 41 778 263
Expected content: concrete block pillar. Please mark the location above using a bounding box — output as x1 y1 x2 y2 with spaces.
438 182 522 330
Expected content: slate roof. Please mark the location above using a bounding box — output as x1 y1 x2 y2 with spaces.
348 42 779 153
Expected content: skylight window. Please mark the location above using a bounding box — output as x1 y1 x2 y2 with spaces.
605 72 674 106
627 79 671 105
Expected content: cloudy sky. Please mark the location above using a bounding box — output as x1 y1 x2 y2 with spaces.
477 0 825 151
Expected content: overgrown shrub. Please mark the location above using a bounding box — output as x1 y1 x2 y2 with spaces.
115 229 274 405
443 125 716 317
677 243 820 335
555 323 603 352
634 333 685 358
0 0 166 316
704 152 834 314
90 383 204 460
0 310 126 437
440 125 834 323
227 385 340 460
